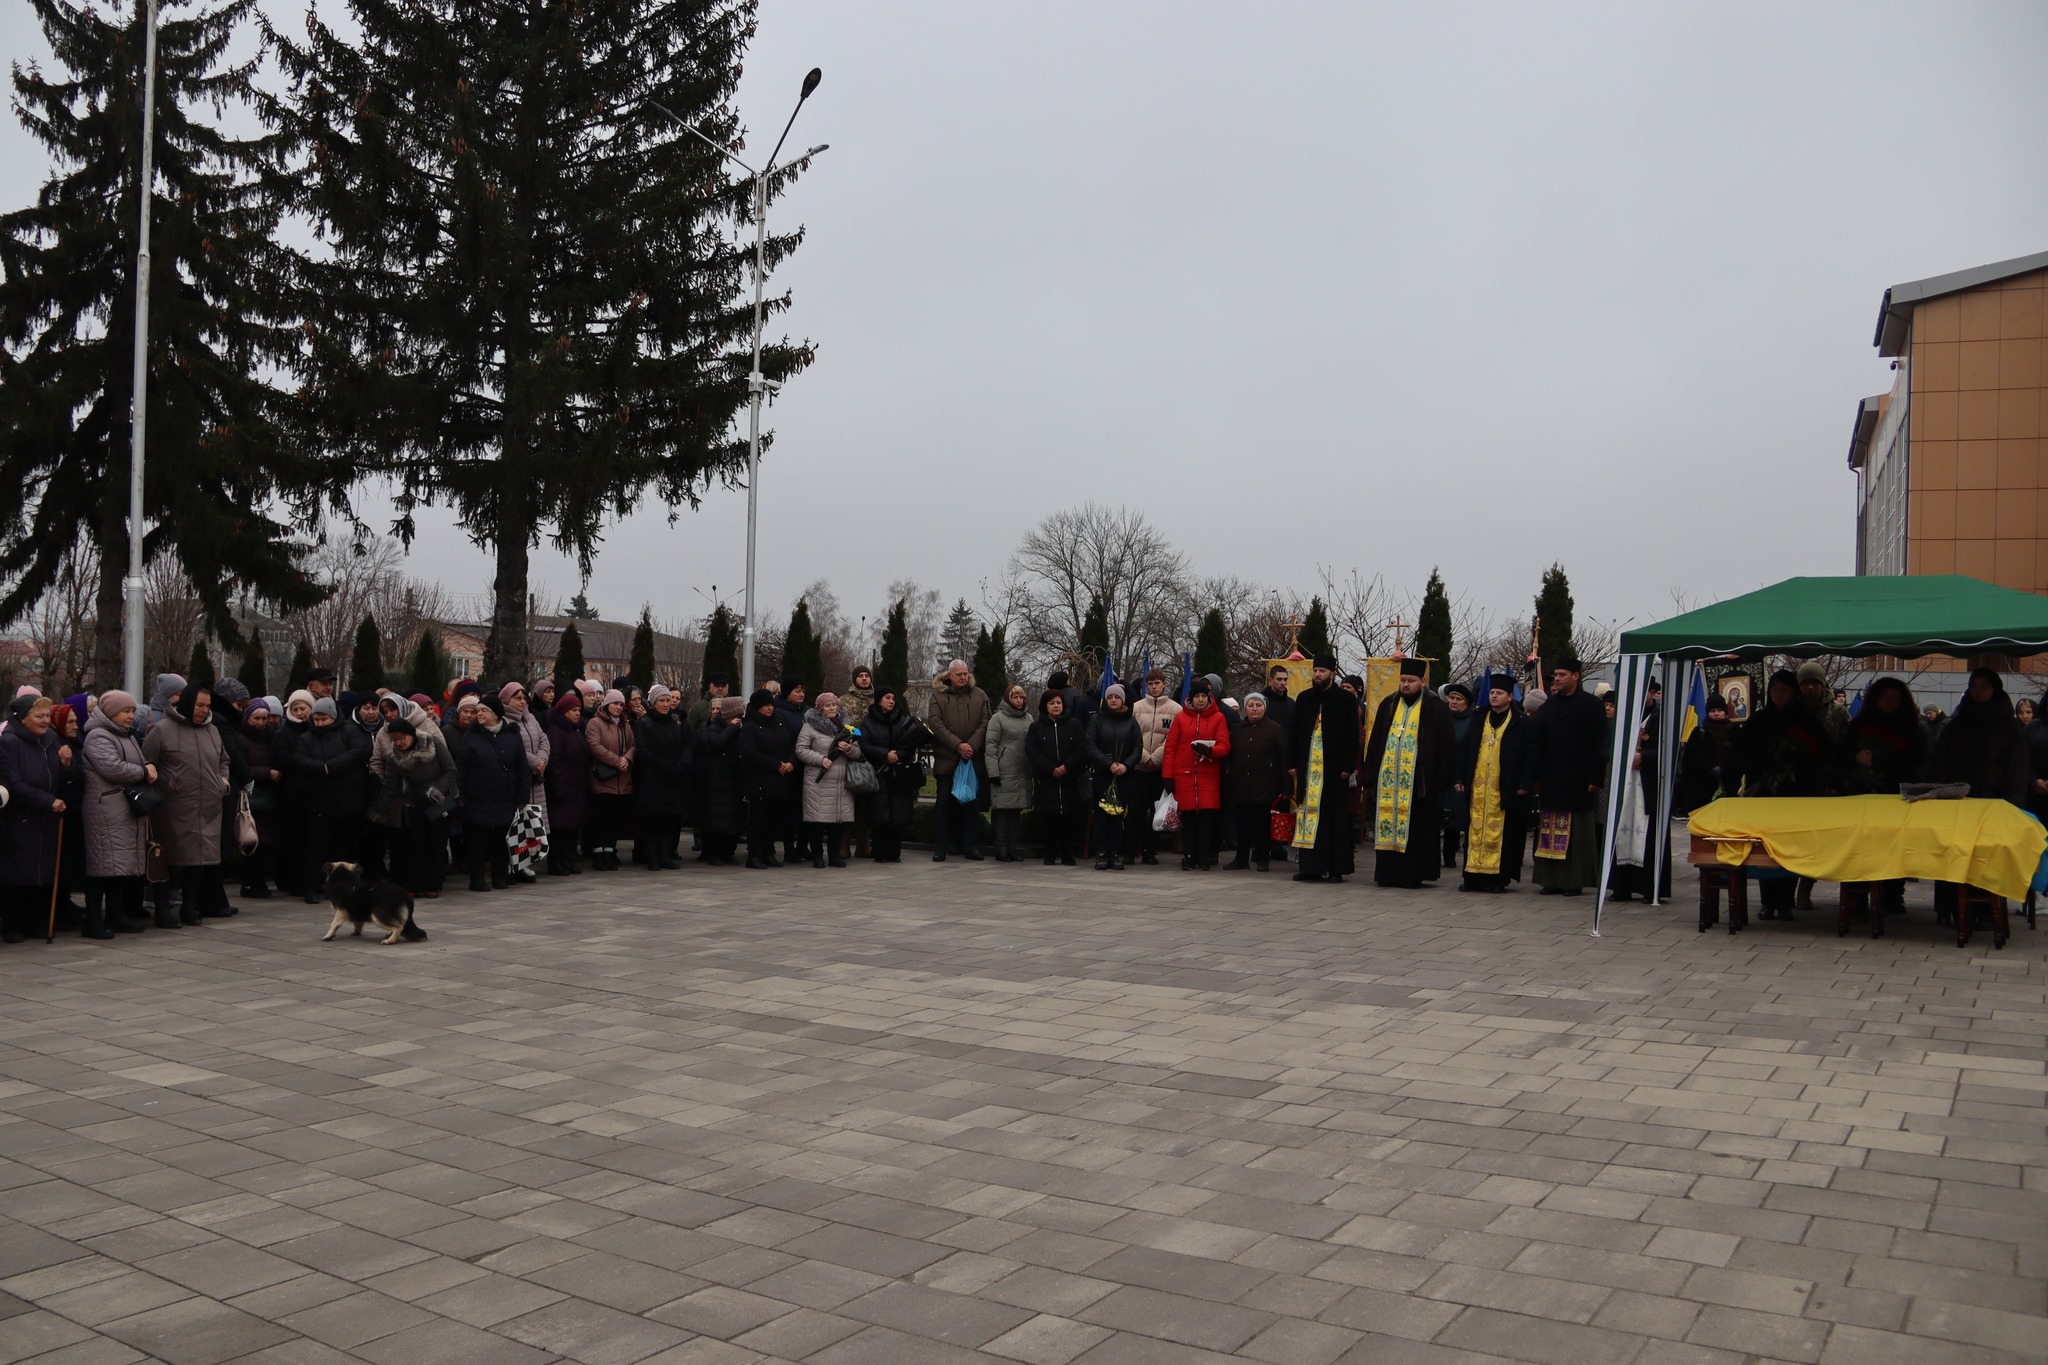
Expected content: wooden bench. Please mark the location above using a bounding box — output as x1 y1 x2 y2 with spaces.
1687 834 1761 935
1688 834 2012 947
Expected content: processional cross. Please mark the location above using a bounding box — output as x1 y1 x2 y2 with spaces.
1387 616 1411 656
1282 614 1306 657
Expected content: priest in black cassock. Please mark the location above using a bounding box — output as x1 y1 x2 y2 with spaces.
1529 657 1607 896
1363 660 1459 889
1289 655 1362 883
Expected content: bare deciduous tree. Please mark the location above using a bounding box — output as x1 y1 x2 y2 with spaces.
31 541 100 693
1007 505 1191 674
143 554 203 679
1318 566 1400 663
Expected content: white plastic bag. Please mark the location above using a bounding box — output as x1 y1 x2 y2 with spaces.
1152 790 1180 832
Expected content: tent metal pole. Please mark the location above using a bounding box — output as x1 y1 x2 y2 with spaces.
1593 654 1646 935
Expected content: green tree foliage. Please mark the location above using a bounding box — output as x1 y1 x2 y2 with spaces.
781 598 823 690
1194 608 1228 692
349 614 385 691
1078 593 1110 675
942 598 977 667
628 607 656 691
551 621 584 689
1535 563 1575 675
700 603 738 694
877 598 910 698
971 623 1009 696
236 633 267 696
272 1 814 681
286 638 314 691
187 637 215 689
1415 568 1453 673
408 627 451 696
1299 597 1332 661
0 0 331 683
566 591 600 621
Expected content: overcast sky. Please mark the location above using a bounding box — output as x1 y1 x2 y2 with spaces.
7 1 2047 643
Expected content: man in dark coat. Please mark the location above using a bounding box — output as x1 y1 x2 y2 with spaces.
1363 660 1458 889
1529 657 1606 896
737 690 798 869
1290 655 1363 883
633 685 693 870
774 679 809 860
1257 664 1298 738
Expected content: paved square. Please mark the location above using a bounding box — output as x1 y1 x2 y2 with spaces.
2 859 2044 1363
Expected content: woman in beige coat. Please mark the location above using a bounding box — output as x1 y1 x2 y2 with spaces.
584 689 636 870
794 693 857 868
141 685 232 926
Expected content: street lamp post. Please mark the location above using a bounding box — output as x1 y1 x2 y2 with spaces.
122 0 162 701
650 68 825 700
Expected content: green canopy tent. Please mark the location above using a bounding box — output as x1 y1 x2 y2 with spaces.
1594 575 2048 933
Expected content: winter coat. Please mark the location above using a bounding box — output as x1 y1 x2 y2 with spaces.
371 699 446 778
1082 707 1143 802
983 701 1035 811
455 719 528 827
1163 704 1233 812
1836 708 1928 797
141 710 231 866
585 710 636 796
927 678 992 777
370 731 459 828
633 708 693 820
1132 694 1181 773
692 717 744 836
1530 686 1609 812
795 711 858 824
271 715 311 800
0 723 66 885
1931 696 2028 806
736 711 798 804
856 706 927 829
1227 716 1292 810
284 721 372 818
1026 710 1087 819
543 710 590 830
2027 715 2048 824
82 711 150 879
508 705 550 807
1256 685 1297 740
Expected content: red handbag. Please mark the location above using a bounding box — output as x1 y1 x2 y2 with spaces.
1269 797 1296 844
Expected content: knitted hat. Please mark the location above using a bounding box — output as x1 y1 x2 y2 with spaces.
647 684 672 704
603 689 625 707
311 697 338 718
748 688 776 711
386 718 416 739
212 678 250 706
287 689 315 712
1796 661 1827 685
261 695 282 715
98 689 138 718
499 681 526 703
715 696 747 719
815 691 839 709
245 698 272 718
1103 683 1126 703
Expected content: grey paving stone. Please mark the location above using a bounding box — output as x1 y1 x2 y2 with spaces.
96 1297 296 1365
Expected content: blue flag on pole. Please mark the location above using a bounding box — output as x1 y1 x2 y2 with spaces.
1099 654 1116 701
1180 652 1194 702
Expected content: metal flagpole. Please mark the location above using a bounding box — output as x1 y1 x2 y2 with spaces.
123 0 162 701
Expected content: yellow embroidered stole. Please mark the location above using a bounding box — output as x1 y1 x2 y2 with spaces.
1292 717 1324 849
1465 711 1511 875
1373 699 1421 852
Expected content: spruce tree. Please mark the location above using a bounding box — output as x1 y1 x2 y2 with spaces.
272 3 815 682
942 598 977 666
1299 597 1332 661
1078 593 1111 676
349 614 385 691
782 599 823 690
1415 569 1453 672
187 637 215 689
1535 563 1575 676
1194 608 1229 692
286 638 314 691
566 591 601 621
877 598 910 697
236 632 267 696
700 603 738 693
552 622 585 689
0 0 332 680
629 607 657 691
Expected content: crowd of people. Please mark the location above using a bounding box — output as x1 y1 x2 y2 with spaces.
1 650 2028 945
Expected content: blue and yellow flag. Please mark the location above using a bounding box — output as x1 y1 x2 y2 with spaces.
1681 667 1709 743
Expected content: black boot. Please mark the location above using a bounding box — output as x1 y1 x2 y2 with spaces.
81 889 115 941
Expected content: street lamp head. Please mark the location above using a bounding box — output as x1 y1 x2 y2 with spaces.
801 68 822 98
804 144 829 159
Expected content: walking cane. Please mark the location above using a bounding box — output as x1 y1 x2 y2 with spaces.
45 819 63 943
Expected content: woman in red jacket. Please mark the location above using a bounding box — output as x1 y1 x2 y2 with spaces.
1162 677 1232 870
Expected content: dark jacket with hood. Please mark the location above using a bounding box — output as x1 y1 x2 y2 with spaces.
1836 680 1927 796
633 706 693 819
456 714 528 827
736 707 798 804
1082 704 1142 802
542 698 591 830
1930 672 2027 806
1026 700 1087 818
693 709 744 836
856 702 927 829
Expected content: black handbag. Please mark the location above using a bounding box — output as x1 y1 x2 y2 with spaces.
591 762 621 782
124 784 166 816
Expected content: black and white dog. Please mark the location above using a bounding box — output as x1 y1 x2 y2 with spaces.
320 862 427 944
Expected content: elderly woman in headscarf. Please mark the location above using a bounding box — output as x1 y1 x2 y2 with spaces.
543 692 591 875
794 691 857 868
81 689 155 937
633 684 691 871
584 688 636 871
141 683 232 927
0 695 72 943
